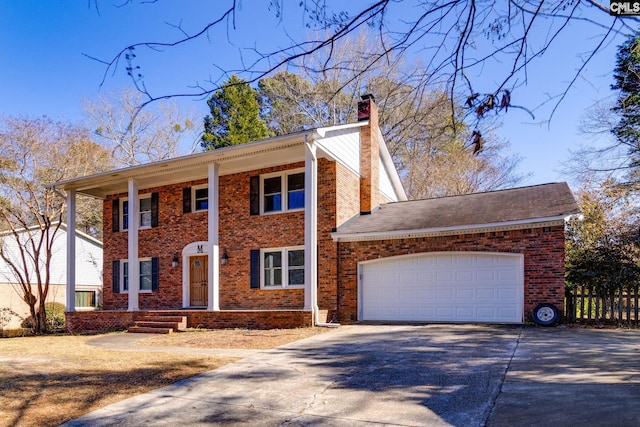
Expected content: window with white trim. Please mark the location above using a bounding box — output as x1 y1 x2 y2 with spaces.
261 247 304 289
121 195 152 230
75 290 98 308
193 186 208 211
121 258 154 293
261 170 304 214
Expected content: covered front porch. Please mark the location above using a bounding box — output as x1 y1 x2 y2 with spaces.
65 309 316 333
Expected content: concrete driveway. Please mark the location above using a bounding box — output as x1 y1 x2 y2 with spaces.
62 324 640 426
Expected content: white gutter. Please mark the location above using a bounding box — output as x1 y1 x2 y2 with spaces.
304 135 339 328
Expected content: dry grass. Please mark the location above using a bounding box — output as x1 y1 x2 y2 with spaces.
0 328 328 427
140 327 329 350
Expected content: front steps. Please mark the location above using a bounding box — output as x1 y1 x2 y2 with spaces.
128 314 187 334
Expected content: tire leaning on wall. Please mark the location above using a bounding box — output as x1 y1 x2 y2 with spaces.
532 303 560 326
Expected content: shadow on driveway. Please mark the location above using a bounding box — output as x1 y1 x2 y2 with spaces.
62 324 640 427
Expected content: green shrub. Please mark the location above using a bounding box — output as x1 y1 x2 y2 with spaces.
45 302 66 331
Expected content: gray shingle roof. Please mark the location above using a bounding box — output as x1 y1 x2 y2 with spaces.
335 182 580 236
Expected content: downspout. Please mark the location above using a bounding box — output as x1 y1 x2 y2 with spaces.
304 135 340 328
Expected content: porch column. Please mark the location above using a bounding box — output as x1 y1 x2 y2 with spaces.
127 179 140 311
65 190 76 312
304 138 318 311
208 163 220 311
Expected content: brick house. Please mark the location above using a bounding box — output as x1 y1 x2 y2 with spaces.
53 96 579 332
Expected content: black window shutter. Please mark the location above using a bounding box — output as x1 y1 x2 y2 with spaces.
250 249 260 289
151 192 159 227
249 176 260 215
112 199 119 232
182 187 191 214
112 260 120 294
151 257 159 291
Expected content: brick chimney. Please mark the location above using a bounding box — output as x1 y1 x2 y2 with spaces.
358 94 380 214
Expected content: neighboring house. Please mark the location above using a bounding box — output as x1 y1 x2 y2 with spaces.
0 223 103 330
52 96 579 332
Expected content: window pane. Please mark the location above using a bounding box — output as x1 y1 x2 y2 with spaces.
264 252 281 268
264 251 282 287
265 269 282 287
140 275 152 291
140 197 151 212
264 194 281 212
288 173 304 190
140 212 151 227
195 188 208 199
264 177 282 212
288 250 304 266
195 188 208 211
139 198 152 227
140 260 152 275
263 177 281 194
287 173 304 210
195 199 208 210
288 190 304 209
139 260 153 291
123 262 129 292
122 201 129 230
289 268 304 285
75 291 95 307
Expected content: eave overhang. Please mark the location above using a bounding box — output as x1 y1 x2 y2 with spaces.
332 215 573 242
51 131 318 199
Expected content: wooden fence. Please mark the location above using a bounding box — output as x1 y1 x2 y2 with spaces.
565 285 640 325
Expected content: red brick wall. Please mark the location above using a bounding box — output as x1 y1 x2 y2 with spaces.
337 225 566 323
102 161 343 313
65 310 311 333
335 162 361 227
359 100 381 213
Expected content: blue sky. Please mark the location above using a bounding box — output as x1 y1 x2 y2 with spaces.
0 1 629 188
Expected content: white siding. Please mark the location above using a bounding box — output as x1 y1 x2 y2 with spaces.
379 157 397 202
316 128 360 175
0 226 102 329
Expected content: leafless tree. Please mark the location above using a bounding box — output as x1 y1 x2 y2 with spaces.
0 116 111 333
83 88 201 167
258 32 527 197
93 1 636 124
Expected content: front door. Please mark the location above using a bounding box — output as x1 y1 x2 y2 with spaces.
189 255 208 307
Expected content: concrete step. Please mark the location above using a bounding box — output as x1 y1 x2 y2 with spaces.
134 315 188 331
135 321 183 329
128 326 174 334
140 315 187 323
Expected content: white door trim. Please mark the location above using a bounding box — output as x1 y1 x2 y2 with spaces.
182 241 209 308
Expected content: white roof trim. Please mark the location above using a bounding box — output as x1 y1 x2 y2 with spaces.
0 222 103 247
315 121 366 138
332 216 568 242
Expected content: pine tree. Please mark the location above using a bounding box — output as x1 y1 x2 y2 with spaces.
201 75 269 150
611 32 640 180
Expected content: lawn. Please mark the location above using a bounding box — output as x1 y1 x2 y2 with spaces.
0 328 328 427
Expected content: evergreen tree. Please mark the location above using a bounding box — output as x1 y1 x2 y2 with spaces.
611 32 640 181
201 75 269 150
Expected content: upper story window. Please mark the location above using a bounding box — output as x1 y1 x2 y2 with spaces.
261 170 305 214
112 193 158 232
182 185 208 213
193 186 208 211
122 195 152 230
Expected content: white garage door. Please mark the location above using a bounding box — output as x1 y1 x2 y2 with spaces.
360 252 523 323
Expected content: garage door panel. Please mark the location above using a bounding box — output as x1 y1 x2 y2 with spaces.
475 288 497 300
361 253 523 323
